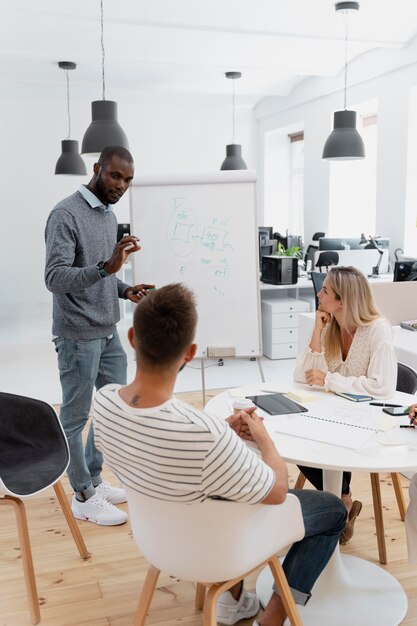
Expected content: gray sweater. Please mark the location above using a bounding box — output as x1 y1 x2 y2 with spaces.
45 190 130 340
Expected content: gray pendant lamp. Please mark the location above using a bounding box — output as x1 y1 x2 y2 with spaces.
81 0 129 157
221 71 247 170
55 62 86 175
322 2 365 161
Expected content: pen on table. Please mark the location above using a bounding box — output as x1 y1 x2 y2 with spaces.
400 424 415 428
369 402 402 408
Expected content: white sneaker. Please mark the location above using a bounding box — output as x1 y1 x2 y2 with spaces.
71 493 128 526
95 481 127 504
217 589 260 625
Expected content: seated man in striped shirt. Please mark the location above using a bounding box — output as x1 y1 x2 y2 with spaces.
93 283 346 626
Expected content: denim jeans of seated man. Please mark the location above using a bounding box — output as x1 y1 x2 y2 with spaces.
54 330 127 500
274 489 347 606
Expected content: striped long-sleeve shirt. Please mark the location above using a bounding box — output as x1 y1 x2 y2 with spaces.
93 384 275 503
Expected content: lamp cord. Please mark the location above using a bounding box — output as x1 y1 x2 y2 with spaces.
343 11 349 110
65 69 71 140
100 0 106 100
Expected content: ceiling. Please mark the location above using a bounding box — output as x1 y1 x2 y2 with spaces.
1 0 417 105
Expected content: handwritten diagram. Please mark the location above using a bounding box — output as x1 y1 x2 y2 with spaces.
166 197 236 296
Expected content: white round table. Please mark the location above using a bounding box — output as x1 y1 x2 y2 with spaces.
205 382 417 626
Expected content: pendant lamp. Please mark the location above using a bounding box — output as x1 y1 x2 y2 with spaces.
220 71 247 170
55 62 86 175
322 2 365 161
81 0 129 157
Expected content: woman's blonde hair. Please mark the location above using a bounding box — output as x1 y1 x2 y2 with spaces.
324 266 381 358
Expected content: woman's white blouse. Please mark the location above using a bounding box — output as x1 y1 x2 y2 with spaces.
293 318 397 399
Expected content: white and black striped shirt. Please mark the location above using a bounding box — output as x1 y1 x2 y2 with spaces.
93 384 275 503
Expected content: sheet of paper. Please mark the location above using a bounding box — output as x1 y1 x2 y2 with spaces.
376 429 417 446
304 398 396 431
272 413 376 450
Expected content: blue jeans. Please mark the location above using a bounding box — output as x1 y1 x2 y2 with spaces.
275 489 347 605
54 331 127 499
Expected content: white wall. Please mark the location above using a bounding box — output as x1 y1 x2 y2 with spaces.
256 35 417 255
0 93 256 322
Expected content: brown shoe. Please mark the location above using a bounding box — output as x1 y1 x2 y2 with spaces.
340 500 362 545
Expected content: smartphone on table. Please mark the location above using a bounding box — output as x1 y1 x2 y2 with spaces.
382 406 410 416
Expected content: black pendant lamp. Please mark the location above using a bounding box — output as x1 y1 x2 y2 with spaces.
55 62 86 175
322 2 365 161
221 71 247 170
81 0 129 157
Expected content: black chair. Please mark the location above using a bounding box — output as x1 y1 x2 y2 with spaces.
295 362 417 564
310 271 326 310
0 392 89 624
304 244 318 268
315 251 339 272
304 233 326 268
397 362 417 393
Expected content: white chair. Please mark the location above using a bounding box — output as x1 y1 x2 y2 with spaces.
0 392 90 624
125 487 305 626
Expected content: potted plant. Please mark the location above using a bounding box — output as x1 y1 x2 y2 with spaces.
273 242 303 259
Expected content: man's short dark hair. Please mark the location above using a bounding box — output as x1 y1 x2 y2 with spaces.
133 283 197 368
98 146 133 167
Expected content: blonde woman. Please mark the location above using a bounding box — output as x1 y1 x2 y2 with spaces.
294 266 397 543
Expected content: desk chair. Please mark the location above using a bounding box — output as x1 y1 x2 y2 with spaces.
310 271 326 310
294 362 417 564
315 251 339 272
304 233 326 269
0 392 89 624
126 488 305 626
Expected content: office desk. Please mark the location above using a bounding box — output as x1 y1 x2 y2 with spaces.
260 273 393 294
206 383 417 626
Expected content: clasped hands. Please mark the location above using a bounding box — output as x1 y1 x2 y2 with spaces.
226 407 267 444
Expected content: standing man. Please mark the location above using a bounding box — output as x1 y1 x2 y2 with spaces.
45 146 154 526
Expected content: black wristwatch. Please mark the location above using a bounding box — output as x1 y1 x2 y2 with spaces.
96 261 110 278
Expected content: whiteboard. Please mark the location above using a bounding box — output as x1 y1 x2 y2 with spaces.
130 171 262 358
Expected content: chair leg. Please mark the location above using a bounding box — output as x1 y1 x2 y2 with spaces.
195 582 206 609
134 565 160 626
391 472 406 521
294 472 306 490
0 496 40 625
370 473 387 565
203 583 229 626
53 481 90 560
268 556 303 626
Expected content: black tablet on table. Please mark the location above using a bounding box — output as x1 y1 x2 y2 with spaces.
246 393 308 416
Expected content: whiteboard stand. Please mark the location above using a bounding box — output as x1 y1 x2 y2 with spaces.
199 356 265 406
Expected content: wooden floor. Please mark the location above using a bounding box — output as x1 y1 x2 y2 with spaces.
1 389 417 626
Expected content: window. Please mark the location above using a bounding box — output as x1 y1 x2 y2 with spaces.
263 127 305 239
328 114 377 237
288 132 304 238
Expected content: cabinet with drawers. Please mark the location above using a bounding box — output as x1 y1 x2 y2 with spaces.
261 296 311 359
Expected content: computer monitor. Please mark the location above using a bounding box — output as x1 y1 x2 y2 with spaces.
393 260 417 282
258 227 274 270
318 237 362 251
258 226 273 246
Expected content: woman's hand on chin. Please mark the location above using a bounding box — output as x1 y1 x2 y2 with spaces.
305 368 326 387
315 309 331 331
